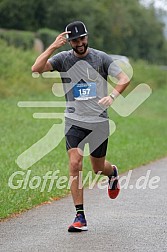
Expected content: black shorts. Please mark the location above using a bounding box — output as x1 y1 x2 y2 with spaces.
65 120 109 158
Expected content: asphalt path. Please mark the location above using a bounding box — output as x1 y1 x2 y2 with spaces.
0 157 167 252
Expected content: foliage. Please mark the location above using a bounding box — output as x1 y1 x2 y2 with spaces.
0 29 34 49
0 0 167 62
0 0 47 31
0 39 167 99
36 28 60 50
0 39 52 98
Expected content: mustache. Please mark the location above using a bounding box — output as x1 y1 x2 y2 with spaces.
76 44 85 48
72 43 88 55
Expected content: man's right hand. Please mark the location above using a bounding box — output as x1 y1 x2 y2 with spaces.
52 31 71 50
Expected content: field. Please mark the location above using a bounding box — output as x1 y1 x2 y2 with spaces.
0 41 167 219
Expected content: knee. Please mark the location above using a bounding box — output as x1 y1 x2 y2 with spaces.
69 159 82 175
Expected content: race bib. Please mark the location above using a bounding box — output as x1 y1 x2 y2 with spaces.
73 82 97 100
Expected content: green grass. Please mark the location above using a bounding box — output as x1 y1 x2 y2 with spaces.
107 86 167 171
0 41 167 219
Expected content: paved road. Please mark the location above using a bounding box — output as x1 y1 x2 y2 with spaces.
0 158 167 252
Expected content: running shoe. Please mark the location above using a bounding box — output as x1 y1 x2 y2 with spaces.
68 214 88 232
108 165 120 199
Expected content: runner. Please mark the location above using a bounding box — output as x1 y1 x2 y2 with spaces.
32 21 130 232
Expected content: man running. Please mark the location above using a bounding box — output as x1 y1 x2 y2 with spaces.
32 21 130 232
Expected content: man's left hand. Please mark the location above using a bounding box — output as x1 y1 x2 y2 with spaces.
98 96 114 107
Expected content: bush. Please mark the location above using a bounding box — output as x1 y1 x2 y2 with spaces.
36 28 59 50
0 39 53 98
0 29 34 50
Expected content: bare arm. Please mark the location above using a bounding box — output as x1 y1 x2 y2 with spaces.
98 71 130 106
111 71 130 96
31 31 70 73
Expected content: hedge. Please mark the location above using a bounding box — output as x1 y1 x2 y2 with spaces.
0 29 34 50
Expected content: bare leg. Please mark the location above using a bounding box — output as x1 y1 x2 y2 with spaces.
90 156 114 176
68 148 84 206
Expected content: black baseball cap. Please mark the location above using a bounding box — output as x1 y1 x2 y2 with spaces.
65 21 88 41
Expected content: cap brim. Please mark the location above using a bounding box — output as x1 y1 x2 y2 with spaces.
67 33 88 41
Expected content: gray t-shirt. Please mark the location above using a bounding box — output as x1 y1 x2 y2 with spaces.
49 48 121 123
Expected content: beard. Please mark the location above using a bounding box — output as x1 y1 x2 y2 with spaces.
72 43 88 55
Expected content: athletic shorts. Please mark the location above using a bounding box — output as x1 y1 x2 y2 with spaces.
65 120 109 158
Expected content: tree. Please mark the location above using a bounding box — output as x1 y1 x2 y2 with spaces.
0 0 166 63
0 0 47 31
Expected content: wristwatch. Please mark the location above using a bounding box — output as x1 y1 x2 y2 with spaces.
109 93 116 100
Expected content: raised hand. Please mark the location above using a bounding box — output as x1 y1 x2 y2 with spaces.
53 31 71 49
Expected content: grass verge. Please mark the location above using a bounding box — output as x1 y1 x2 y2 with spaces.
1 86 167 219
0 42 167 219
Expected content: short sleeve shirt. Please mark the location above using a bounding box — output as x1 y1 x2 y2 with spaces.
48 48 121 123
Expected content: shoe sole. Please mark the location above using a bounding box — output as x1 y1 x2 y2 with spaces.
68 226 88 232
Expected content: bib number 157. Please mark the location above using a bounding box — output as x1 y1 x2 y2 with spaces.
78 88 90 96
